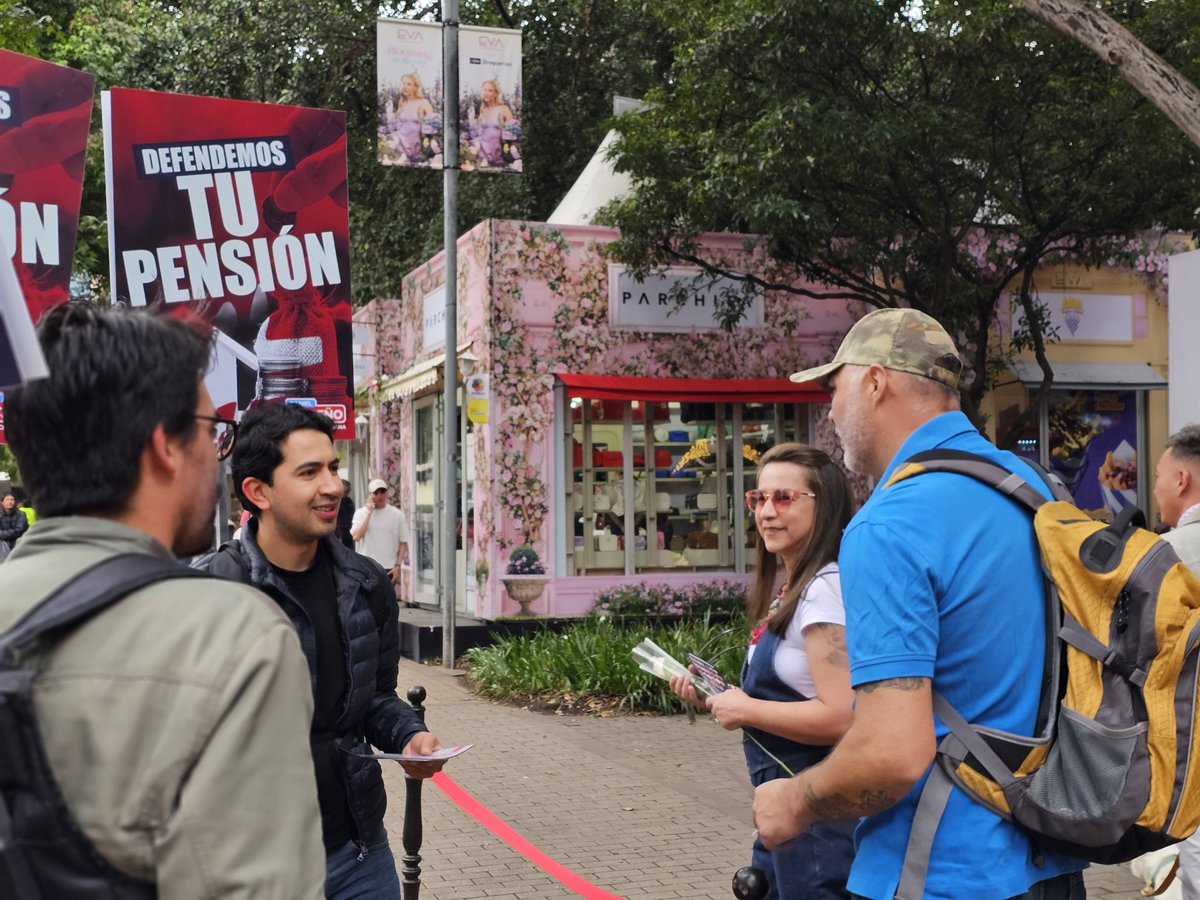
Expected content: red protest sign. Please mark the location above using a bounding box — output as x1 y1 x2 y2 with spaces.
0 49 95 325
103 88 355 438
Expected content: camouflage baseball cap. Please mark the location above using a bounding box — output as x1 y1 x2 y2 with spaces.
789 308 962 390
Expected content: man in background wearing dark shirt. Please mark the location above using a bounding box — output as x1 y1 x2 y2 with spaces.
198 404 444 899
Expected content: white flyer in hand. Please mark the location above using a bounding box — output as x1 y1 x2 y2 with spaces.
349 744 474 762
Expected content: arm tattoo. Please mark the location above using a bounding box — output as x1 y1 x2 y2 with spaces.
805 784 894 821
856 676 928 694
814 623 849 668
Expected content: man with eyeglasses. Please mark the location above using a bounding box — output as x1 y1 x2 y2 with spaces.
350 478 410 590
0 302 324 897
753 308 1086 900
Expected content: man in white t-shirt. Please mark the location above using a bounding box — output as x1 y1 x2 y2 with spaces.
350 479 410 585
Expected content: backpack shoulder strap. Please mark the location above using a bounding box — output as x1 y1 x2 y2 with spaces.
886 449 1051 513
0 554 203 666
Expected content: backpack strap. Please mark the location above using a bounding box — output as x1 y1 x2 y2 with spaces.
0 554 203 667
886 449 1052 513
897 692 1028 899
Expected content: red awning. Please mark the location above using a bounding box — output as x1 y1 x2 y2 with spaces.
557 374 829 404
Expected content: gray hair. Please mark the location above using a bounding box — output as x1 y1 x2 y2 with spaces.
894 369 961 410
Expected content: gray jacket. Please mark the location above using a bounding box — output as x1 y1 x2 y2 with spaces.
0 517 325 899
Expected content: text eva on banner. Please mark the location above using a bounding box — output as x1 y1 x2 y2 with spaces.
377 19 445 169
459 25 523 174
102 88 355 439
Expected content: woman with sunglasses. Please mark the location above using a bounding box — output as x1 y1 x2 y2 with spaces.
671 442 856 899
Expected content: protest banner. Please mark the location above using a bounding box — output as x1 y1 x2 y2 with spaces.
102 88 355 438
0 49 95 324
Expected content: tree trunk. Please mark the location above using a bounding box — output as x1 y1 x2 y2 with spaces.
1015 0 1200 150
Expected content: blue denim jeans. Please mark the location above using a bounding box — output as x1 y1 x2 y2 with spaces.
325 828 400 900
752 819 856 900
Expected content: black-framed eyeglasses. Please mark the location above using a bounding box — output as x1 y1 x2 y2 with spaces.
195 414 238 461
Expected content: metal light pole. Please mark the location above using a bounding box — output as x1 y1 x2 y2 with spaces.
440 0 460 669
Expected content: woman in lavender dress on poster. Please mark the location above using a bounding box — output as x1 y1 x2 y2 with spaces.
475 79 519 168
394 73 435 165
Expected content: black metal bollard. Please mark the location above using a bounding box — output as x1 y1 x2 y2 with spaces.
732 866 770 899
401 685 427 900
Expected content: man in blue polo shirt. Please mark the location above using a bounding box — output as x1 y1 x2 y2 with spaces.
754 308 1086 899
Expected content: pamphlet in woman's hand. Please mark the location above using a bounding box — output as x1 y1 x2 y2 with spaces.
346 744 474 762
631 637 717 698
687 653 729 694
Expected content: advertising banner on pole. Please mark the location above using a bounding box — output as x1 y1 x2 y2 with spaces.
0 49 95 324
102 88 355 438
377 19 444 169
459 25 523 173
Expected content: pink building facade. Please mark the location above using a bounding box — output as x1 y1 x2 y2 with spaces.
358 219 866 620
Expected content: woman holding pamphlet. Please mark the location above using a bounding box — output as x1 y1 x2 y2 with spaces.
670 443 855 899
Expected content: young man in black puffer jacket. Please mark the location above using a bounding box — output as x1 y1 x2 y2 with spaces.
196 404 445 898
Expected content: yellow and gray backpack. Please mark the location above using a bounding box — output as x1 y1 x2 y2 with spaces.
887 450 1200 900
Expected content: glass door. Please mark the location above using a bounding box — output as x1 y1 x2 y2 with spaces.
412 396 439 606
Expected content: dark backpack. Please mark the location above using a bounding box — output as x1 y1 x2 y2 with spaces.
0 554 201 899
887 451 1200 899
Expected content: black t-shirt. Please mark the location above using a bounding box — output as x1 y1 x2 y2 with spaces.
278 545 355 851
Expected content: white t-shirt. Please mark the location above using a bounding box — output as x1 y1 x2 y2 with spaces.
351 504 411 568
746 562 844 700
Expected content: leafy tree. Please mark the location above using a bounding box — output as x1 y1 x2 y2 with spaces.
1017 0 1200 151
16 0 669 304
605 0 1200 425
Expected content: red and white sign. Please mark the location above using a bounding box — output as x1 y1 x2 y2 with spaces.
0 49 95 326
103 88 356 438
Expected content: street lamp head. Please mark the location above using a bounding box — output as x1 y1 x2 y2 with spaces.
458 351 479 377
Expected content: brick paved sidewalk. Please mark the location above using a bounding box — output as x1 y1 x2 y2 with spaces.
384 659 1147 900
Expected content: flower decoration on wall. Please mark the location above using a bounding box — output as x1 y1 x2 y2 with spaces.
505 544 545 576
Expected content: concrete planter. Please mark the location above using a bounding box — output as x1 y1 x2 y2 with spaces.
501 576 548 616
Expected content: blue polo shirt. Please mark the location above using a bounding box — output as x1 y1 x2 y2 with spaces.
841 412 1085 900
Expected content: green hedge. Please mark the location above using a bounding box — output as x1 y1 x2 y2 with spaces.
465 612 747 715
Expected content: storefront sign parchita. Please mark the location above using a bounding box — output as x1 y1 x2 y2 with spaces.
606 265 764 332
423 285 447 350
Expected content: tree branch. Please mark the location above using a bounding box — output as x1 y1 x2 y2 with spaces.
1015 0 1200 149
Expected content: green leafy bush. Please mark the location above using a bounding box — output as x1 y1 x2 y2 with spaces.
464 612 747 715
592 580 747 618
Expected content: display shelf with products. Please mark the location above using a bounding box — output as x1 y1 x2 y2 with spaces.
565 398 816 575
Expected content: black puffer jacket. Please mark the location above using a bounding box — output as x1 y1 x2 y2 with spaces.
198 521 426 845
0 508 28 548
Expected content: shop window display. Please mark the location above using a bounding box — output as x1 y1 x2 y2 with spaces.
568 399 811 574
998 388 1143 521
